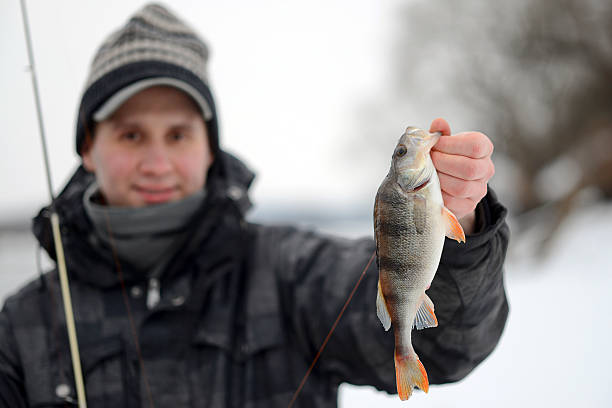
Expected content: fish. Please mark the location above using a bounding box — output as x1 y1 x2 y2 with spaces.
374 126 465 400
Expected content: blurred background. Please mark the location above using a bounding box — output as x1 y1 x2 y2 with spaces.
1 0 611 406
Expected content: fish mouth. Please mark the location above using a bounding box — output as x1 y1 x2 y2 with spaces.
424 131 441 150
404 130 440 152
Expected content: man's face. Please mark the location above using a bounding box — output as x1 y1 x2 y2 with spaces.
82 86 213 207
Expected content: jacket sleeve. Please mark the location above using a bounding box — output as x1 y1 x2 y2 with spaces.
278 188 509 391
0 307 28 408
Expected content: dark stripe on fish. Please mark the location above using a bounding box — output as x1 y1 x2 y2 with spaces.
413 195 427 234
376 189 403 207
377 220 411 238
378 255 423 274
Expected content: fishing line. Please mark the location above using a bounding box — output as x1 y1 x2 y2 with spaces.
287 250 376 408
18 0 87 406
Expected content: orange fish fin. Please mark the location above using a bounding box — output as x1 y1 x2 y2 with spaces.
376 279 392 331
413 293 438 330
394 352 429 400
442 206 466 243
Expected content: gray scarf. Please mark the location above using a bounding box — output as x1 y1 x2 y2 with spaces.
83 182 206 275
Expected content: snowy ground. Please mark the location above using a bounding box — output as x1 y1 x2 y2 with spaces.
1 203 611 407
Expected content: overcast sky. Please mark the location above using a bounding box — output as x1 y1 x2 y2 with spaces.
2 0 456 222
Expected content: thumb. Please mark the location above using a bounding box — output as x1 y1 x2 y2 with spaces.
429 117 451 136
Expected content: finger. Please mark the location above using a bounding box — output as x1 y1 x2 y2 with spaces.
429 117 451 136
438 172 488 200
441 192 477 220
432 132 494 159
432 151 494 181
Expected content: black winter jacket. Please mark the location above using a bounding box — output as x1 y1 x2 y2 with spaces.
0 152 509 407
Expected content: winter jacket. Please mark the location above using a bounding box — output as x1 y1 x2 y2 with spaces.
0 151 509 407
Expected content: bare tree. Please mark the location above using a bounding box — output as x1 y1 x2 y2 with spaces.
378 0 612 215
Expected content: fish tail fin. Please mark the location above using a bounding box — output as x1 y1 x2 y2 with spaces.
394 351 429 400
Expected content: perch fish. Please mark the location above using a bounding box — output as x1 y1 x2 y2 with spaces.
374 127 465 400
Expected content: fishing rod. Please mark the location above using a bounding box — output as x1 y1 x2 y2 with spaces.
18 0 88 406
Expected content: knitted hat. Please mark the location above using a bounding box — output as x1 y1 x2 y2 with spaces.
75 3 219 155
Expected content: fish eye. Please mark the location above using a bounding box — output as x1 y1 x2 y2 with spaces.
395 145 407 157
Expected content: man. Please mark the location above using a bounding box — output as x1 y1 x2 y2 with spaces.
0 4 509 407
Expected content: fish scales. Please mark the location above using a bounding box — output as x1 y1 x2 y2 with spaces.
374 127 465 401
376 174 445 348
376 183 442 277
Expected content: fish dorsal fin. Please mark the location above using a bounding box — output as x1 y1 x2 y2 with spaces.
413 293 438 330
376 280 392 331
442 206 466 243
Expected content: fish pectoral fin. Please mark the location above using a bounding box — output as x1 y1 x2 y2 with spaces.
376 280 392 331
413 293 438 330
442 206 466 243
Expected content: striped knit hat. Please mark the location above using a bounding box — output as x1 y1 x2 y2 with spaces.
75 3 219 155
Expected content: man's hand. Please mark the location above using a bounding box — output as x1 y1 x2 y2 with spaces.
429 118 495 235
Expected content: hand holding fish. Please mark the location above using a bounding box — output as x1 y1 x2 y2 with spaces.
429 118 495 234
